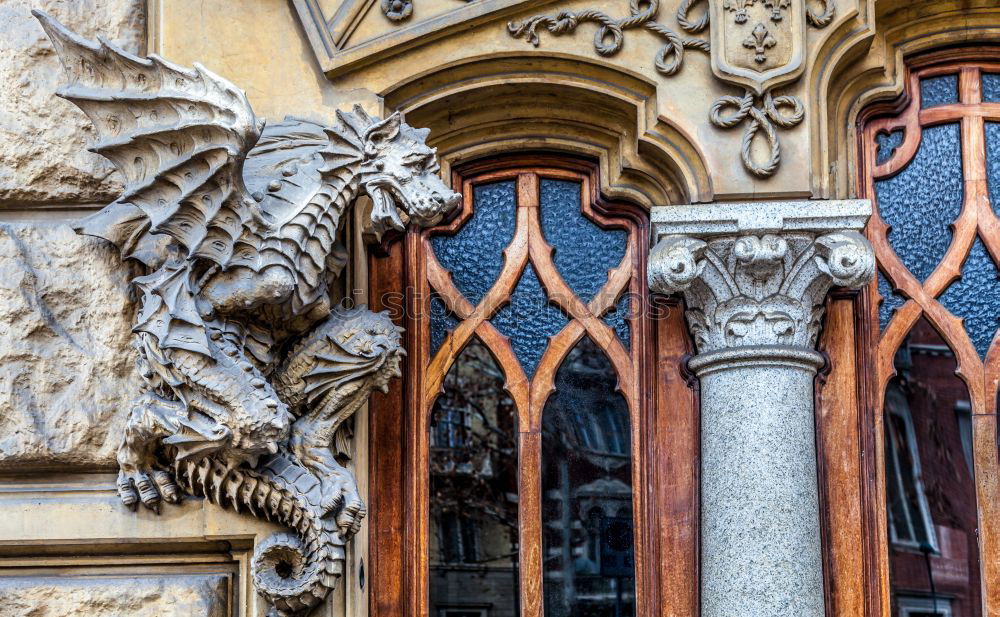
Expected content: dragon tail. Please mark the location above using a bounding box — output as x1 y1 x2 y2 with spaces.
174 454 344 616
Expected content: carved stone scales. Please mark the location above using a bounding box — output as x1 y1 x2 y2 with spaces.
34 11 459 616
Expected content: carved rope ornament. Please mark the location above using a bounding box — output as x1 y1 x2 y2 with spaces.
508 0 835 178
34 11 460 617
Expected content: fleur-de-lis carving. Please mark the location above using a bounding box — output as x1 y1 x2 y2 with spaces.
723 0 755 24
763 0 790 21
743 22 776 63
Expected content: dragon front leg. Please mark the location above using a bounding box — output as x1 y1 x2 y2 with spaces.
116 391 185 511
288 417 367 538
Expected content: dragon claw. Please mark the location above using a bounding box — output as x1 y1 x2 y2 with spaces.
116 472 139 510
116 464 181 512
153 470 182 503
336 499 366 539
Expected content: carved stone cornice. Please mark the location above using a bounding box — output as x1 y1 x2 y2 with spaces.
648 200 874 355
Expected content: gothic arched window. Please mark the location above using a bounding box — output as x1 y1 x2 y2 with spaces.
859 51 1000 617
366 155 699 617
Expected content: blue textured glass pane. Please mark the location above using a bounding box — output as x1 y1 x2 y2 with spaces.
540 179 627 302
429 294 458 356
542 336 634 617
603 293 632 349
939 238 1000 358
876 130 905 166
491 263 569 376
878 272 907 332
983 73 1000 103
874 123 963 282
987 122 1000 216
920 74 958 108
429 337 520 610
431 180 516 306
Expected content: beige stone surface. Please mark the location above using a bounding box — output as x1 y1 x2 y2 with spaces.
168 0 862 200
156 0 346 127
0 0 144 206
0 222 138 469
0 574 229 617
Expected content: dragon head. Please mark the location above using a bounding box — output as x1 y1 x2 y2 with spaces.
357 112 461 239
326 305 405 397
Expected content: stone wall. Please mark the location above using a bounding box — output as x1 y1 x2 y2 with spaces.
0 223 138 469
0 0 146 468
0 0 143 206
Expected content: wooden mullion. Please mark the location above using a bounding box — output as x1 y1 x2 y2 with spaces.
405 229 431 617
368 240 406 617
816 292 867 617
652 297 698 617
519 430 544 617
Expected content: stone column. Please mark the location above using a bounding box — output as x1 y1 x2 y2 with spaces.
647 201 875 617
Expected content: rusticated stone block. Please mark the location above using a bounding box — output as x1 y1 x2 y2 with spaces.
0 222 139 468
0 0 144 205
0 574 230 617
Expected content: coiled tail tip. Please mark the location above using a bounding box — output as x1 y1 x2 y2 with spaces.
252 532 332 616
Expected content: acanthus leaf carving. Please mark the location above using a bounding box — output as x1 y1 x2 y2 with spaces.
649 226 873 353
35 10 461 617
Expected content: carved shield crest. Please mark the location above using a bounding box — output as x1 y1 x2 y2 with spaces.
709 0 806 95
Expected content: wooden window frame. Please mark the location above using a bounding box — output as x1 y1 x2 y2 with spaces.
830 47 1000 617
366 154 699 617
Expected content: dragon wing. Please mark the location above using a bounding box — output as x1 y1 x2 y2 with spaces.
35 10 264 268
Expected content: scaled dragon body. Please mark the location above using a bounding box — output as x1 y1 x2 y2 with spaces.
36 11 458 616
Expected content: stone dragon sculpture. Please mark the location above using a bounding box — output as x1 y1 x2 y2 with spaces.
35 11 459 616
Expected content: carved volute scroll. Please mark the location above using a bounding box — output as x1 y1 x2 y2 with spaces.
34 10 459 617
508 0 834 178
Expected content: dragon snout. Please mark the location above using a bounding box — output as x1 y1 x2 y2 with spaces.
434 188 461 213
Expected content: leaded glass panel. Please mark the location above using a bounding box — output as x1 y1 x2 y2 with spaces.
431 180 516 306
429 337 520 616
541 336 635 617
939 238 1000 358
919 74 959 108
873 123 963 282
540 178 627 302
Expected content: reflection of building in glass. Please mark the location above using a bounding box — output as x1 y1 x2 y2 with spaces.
542 337 635 617
884 319 981 617
429 339 520 617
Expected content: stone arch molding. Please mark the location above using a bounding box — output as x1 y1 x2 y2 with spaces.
30 10 463 617
813 0 1000 198
382 54 709 207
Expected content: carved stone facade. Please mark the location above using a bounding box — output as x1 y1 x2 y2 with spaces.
1 1 999 617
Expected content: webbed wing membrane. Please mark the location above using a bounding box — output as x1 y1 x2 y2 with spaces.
34 10 264 268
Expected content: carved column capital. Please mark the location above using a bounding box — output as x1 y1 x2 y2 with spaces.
648 200 874 356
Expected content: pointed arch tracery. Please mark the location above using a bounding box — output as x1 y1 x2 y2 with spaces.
859 50 1000 617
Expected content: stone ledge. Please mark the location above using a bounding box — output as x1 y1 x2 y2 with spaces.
650 199 871 239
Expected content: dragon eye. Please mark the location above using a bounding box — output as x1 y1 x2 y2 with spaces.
402 150 434 170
